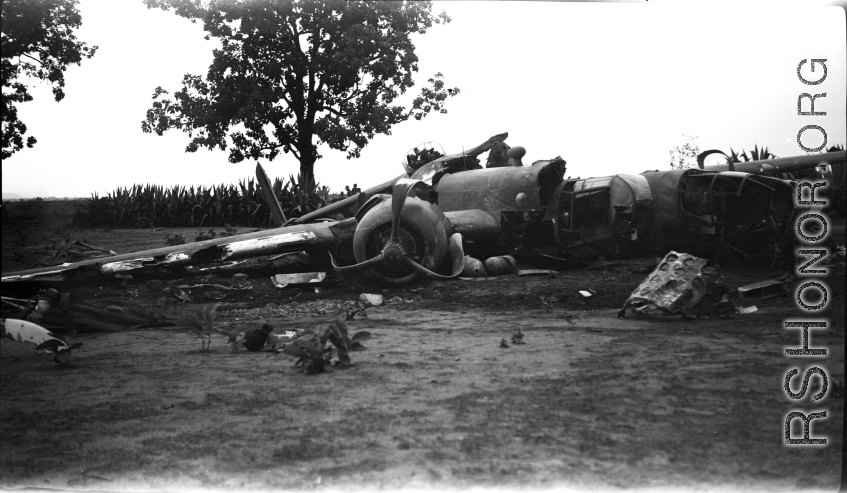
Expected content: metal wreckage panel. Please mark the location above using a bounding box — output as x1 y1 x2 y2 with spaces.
618 251 729 318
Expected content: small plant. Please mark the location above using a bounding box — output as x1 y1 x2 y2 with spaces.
164 233 185 246
194 229 216 242
189 303 220 351
283 313 354 374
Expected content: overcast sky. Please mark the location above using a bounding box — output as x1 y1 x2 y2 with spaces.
2 0 845 199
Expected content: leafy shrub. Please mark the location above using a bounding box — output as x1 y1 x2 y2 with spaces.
164 233 186 246
194 229 216 242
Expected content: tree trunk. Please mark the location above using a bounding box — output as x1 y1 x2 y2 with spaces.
298 129 318 191
300 157 316 191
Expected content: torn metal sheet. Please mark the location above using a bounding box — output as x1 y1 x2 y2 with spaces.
100 258 157 273
271 272 327 289
101 252 190 273
578 289 597 300
618 251 728 318
191 260 249 272
737 279 789 298
2 268 70 282
1 318 83 364
220 231 318 260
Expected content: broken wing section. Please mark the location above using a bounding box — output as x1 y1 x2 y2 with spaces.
1 222 341 283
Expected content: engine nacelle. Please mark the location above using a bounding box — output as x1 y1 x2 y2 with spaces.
352 195 451 285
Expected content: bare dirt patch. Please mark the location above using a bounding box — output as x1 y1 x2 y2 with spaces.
1 201 844 491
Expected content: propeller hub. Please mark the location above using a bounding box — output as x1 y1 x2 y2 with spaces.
383 243 405 264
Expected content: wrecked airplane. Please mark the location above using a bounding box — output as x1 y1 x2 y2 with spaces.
2 133 844 286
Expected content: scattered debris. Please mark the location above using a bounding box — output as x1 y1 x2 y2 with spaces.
735 304 758 315
511 328 525 345
265 251 307 262
517 269 559 278
461 256 487 277
230 273 253 290
190 260 248 273
270 272 327 289
1 318 82 364
173 283 252 292
170 286 192 304
359 293 384 308
264 330 298 350
578 289 597 301
737 279 789 298
618 251 730 319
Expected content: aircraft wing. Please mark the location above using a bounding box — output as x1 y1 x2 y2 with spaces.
1 221 344 283
701 150 845 175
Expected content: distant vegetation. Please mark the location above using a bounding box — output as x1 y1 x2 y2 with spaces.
72 175 343 229
1 196 77 202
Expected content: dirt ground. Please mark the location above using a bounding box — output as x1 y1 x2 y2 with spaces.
1 200 844 491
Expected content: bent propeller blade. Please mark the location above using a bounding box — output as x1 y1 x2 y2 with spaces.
256 163 287 227
330 251 386 279
390 179 430 243
399 233 465 281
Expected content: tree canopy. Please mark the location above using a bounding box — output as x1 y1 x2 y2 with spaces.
1 0 98 159
668 134 700 170
141 0 460 188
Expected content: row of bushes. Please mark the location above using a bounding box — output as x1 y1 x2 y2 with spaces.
72 175 340 229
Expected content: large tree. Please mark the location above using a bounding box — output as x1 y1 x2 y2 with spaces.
141 0 460 188
1 0 97 159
